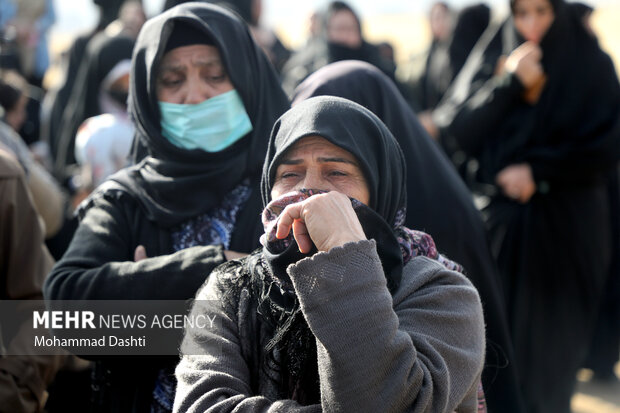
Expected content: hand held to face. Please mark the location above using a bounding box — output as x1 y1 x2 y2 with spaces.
505 41 546 91
275 191 367 253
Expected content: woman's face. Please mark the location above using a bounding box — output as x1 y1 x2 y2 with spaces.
327 10 362 49
513 0 555 43
271 136 370 205
156 44 234 104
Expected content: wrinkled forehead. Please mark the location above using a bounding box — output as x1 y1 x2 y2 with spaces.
278 135 357 160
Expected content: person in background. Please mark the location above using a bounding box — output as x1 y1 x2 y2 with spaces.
54 33 135 184
280 0 395 96
70 42 133 203
40 0 144 177
174 96 486 413
0 71 66 240
43 3 289 412
0 147 64 413
424 0 620 411
208 0 292 74
292 59 525 413
414 3 492 181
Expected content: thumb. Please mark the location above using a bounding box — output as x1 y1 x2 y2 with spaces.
134 245 147 262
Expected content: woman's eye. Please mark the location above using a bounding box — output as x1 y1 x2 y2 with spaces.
159 78 182 87
328 170 347 177
280 172 299 179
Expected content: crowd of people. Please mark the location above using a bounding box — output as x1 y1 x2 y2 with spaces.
0 0 618 412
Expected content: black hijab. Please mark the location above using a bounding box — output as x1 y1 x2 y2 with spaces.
251 95 406 404
442 0 620 186
292 61 481 252
292 60 526 413
109 2 289 228
262 95 406 228
448 3 490 82
55 34 135 176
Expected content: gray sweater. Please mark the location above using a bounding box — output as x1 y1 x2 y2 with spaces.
174 240 485 413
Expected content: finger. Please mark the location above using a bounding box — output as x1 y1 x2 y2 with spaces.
134 245 147 262
275 202 304 239
292 219 313 253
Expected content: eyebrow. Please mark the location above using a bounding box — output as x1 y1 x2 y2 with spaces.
279 156 358 166
158 58 223 74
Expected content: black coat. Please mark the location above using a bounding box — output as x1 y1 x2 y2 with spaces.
433 2 620 411
44 3 289 411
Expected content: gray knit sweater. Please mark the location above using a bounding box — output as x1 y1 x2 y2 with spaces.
174 240 485 413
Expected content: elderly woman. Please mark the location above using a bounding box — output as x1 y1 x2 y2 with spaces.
292 60 523 413
174 96 486 413
43 3 289 412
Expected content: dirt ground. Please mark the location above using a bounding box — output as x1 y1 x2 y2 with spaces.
573 364 620 413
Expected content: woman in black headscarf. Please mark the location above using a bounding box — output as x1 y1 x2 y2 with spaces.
280 1 394 96
54 33 135 180
427 0 620 411
292 60 525 413
174 96 486 412
44 3 289 412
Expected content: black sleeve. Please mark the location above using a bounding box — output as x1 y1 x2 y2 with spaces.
434 71 524 157
43 195 227 301
527 58 620 187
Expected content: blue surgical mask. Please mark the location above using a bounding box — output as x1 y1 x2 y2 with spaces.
158 89 253 152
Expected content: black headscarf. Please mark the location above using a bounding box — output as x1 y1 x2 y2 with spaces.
250 95 406 404
442 0 620 187
448 3 490 82
262 96 406 228
280 1 394 95
291 60 526 413
109 2 289 228
55 34 135 177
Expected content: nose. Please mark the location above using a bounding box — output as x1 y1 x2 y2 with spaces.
522 16 540 42
298 169 332 192
183 75 215 104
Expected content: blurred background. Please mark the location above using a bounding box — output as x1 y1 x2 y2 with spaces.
47 0 620 90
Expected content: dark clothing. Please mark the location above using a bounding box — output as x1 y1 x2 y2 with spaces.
174 96 485 412
281 39 395 96
43 178 264 412
403 4 490 113
41 33 94 165
433 2 620 411
447 4 491 94
124 3 289 227
44 3 290 412
54 33 134 178
292 60 524 413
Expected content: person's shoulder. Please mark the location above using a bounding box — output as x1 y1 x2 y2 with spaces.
75 172 139 220
199 251 260 300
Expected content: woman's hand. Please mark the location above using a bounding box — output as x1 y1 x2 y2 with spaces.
505 41 545 90
496 163 537 203
275 191 367 253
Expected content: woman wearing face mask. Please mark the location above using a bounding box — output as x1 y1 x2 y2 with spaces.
424 0 620 411
280 1 395 96
174 96 486 413
44 3 289 412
